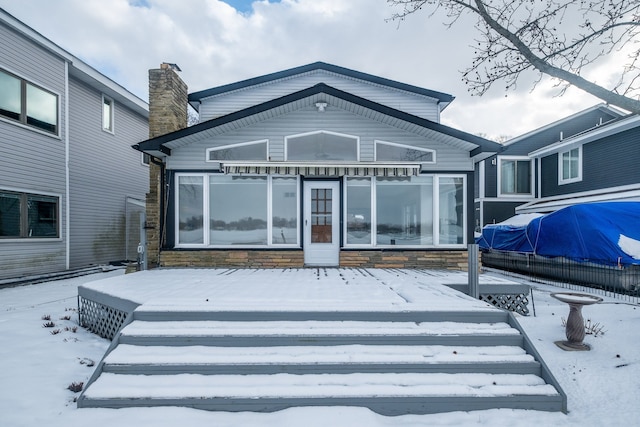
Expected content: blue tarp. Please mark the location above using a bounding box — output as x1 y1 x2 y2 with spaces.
477 202 640 266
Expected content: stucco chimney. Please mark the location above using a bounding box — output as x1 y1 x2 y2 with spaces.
148 62 188 138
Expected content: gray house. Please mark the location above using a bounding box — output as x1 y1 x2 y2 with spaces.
474 104 625 228
135 62 501 269
0 8 149 280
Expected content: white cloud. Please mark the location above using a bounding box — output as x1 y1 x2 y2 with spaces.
0 0 630 140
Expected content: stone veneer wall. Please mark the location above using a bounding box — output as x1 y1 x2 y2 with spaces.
159 250 471 270
146 63 188 268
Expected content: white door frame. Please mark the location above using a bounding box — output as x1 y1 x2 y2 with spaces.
303 180 340 266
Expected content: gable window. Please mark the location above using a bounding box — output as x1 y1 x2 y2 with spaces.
559 147 582 184
0 69 59 135
286 131 358 161
207 140 268 162
102 95 114 132
375 141 435 163
499 157 532 195
0 190 59 239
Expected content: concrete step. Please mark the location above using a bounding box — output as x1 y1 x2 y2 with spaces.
78 371 564 414
117 320 524 347
102 344 541 375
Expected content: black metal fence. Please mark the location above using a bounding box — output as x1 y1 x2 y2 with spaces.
481 250 640 304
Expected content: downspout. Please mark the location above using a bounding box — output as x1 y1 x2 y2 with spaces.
150 155 167 264
64 61 70 270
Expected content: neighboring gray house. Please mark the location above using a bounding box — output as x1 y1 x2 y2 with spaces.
474 104 625 228
0 8 149 280
135 62 501 269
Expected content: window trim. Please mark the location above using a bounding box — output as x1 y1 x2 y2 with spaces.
174 173 300 248
342 174 467 249
0 68 60 137
374 140 436 164
558 146 583 185
284 130 360 161
205 139 269 162
0 187 62 241
102 94 114 133
497 156 534 197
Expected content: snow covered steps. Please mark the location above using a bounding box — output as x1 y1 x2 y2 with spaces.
78 308 566 414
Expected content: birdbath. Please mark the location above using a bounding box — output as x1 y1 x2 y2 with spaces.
551 292 603 351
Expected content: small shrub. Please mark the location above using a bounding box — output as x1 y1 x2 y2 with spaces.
79 358 95 367
50 329 61 335
561 318 606 336
64 326 78 333
41 315 51 321
67 382 84 393
60 315 71 321
42 321 55 328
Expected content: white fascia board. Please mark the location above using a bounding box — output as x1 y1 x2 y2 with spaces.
528 114 640 158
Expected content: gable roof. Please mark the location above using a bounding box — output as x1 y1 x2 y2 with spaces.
0 7 148 117
135 83 500 160
188 62 455 111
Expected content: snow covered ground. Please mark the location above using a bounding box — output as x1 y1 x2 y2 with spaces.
1 268 638 426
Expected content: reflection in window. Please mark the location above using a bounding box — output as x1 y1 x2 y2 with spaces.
376 141 435 163
0 71 21 121
210 176 268 245
102 96 114 132
560 147 581 182
500 159 531 194
439 177 464 244
178 176 204 244
0 191 59 238
272 177 298 245
207 140 267 161
287 131 358 161
346 178 371 244
0 69 58 134
376 176 433 246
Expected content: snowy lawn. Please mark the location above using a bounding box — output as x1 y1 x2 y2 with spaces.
1 269 638 426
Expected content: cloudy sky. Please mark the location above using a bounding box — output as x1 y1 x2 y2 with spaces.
0 0 627 140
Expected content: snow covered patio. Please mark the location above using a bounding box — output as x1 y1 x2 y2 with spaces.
75 268 564 415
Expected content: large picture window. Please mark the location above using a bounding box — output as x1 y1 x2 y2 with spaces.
0 190 59 238
0 69 59 135
175 174 299 247
344 175 465 248
207 140 268 162
499 157 532 195
375 141 435 163
286 131 358 161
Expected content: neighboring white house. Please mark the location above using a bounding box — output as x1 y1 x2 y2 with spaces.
135 62 501 269
0 8 149 280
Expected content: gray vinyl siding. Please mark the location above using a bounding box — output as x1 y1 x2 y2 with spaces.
482 201 526 226
67 77 148 268
0 21 68 279
540 127 640 197
166 105 472 171
198 71 442 123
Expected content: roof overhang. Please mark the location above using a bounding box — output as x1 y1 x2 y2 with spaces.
135 83 501 160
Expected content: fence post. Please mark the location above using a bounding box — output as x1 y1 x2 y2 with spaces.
468 243 479 299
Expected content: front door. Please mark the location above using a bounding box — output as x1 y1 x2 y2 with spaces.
304 181 340 266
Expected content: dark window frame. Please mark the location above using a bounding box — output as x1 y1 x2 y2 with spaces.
0 190 60 239
0 68 59 135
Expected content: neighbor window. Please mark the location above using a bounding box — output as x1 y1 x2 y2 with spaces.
0 69 58 134
286 131 358 161
559 147 582 184
499 158 532 195
375 141 435 163
175 174 299 247
0 190 59 238
102 95 114 132
344 175 465 247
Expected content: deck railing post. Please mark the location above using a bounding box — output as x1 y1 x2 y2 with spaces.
468 244 479 299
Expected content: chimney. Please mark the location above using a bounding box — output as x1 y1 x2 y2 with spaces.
145 63 188 269
148 62 188 138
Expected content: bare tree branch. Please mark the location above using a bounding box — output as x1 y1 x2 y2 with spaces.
388 0 640 113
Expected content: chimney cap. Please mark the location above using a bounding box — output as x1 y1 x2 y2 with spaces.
161 62 182 72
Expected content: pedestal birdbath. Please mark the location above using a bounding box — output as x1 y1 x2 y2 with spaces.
551 292 603 351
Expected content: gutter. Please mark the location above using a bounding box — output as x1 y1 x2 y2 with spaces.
65 61 70 270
